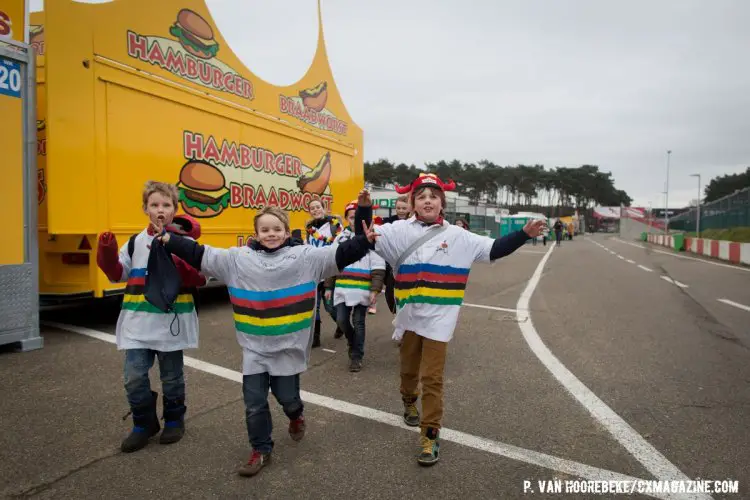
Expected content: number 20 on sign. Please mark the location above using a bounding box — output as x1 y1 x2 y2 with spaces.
0 56 22 98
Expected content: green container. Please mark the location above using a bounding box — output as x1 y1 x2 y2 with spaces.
499 217 530 237
641 232 647 241
673 233 685 251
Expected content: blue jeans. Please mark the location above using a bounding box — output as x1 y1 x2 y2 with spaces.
315 282 337 323
336 303 367 361
243 373 303 453
124 349 184 409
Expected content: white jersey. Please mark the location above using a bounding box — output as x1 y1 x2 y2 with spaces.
331 228 385 307
372 217 494 343
198 242 340 376
113 229 199 352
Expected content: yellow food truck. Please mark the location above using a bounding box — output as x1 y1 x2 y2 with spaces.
31 0 364 304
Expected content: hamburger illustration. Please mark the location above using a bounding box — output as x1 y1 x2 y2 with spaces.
297 152 331 195
176 160 230 218
299 81 328 112
169 9 219 60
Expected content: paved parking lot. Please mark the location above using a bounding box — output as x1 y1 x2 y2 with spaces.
2 233 748 499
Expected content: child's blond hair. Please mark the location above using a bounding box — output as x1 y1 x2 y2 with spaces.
142 181 179 210
254 206 290 233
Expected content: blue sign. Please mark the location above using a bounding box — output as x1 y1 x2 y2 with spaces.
0 57 22 98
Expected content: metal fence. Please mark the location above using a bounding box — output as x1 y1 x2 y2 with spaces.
669 187 750 232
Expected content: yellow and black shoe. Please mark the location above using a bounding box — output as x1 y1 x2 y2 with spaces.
402 396 420 427
417 427 440 466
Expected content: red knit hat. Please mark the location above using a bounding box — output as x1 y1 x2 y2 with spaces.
394 173 456 195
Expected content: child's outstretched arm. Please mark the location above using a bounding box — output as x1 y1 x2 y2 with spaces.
97 232 128 283
172 256 207 288
160 233 234 283
309 226 379 281
489 219 545 261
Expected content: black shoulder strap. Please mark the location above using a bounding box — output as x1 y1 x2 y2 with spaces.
127 234 138 260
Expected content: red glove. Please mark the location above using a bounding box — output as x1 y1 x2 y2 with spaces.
97 232 124 282
172 255 206 288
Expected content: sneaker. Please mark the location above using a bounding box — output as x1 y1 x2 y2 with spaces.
402 398 420 427
417 427 440 466
349 359 362 372
368 305 377 314
237 449 271 477
289 415 306 442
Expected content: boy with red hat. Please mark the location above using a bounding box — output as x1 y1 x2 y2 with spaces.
355 173 545 466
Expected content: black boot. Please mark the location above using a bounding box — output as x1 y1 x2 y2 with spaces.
121 391 160 453
312 320 321 348
160 397 186 444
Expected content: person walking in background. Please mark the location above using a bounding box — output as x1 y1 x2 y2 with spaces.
304 199 344 347
454 218 469 230
553 219 563 247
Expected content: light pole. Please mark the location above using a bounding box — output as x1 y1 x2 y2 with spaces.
664 150 671 234
690 173 701 237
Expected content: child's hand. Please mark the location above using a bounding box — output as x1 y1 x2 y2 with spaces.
99 232 117 248
523 219 546 238
357 189 372 207
362 220 380 244
369 291 378 305
324 290 332 302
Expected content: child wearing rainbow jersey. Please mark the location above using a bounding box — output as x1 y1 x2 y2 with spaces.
355 173 545 466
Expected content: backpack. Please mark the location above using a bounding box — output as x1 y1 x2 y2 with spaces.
128 234 201 315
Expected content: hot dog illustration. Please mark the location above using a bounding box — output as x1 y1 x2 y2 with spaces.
299 81 328 112
297 152 331 195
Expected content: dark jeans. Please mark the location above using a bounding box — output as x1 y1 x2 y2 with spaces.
555 231 562 246
335 303 367 361
243 373 303 454
315 282 337 323
124 349 184 408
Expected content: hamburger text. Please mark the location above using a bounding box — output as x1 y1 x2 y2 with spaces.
127 32 254 100
279 96 348 135
184 132 304 179
229 183 332 212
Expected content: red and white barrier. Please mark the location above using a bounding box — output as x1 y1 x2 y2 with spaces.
646 233 750 265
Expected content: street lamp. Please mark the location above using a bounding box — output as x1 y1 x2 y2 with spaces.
690 173 701 237
664 150 671 234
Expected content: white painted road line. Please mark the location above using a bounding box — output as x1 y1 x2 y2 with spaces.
519 250 548 254
717 299 750 313
617 255 625 260
464 303 518 314
626 259 636 264
322 348 337 354
660 276 688 288
613 237 750 273
515 247 704 494
638 265 653 273
40 321 678 498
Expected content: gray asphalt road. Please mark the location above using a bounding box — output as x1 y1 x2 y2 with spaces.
2 233 747 499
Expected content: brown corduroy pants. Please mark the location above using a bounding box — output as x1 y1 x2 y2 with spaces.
399 330 448 430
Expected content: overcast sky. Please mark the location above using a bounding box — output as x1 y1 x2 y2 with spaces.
32 0 750 208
